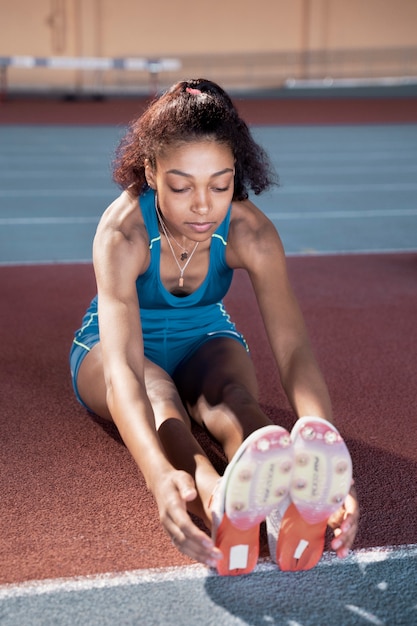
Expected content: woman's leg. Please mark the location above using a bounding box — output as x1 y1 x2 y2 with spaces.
174 337 273 462
75 343 220 527
174 338 294 575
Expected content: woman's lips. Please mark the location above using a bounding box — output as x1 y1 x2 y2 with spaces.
186 222 214 234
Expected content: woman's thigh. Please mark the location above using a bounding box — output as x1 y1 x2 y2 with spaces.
76 343 190 427
173 337 271 454
75 343 110 419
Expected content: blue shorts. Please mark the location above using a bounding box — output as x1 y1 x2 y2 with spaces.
69 300 249 410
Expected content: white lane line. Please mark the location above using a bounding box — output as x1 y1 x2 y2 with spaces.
345 605 385 625
1 209 417 227
0 217 99 225
1 183 417 199
285 248 417 257
267 209 417 220
1 248 417 268
0 190 113 197
0 259 93 267
273 183 417 193
0 544 416 600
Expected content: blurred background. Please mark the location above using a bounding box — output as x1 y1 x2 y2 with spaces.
1 0 417 97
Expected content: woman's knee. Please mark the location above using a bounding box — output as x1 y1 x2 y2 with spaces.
220 380 258 409
199 380 272 449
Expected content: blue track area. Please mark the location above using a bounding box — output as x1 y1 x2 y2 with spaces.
1 549 416 625
0 123 416 264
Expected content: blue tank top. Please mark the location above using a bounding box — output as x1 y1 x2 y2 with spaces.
72 188 240 378
136 188 234 310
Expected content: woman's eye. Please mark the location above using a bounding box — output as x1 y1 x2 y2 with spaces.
213 186 230 192
171 188 188 193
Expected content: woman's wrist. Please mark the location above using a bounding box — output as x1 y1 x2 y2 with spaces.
140 452 174 494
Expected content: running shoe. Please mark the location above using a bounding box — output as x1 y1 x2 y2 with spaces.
210 425 293 576
266 416 352 571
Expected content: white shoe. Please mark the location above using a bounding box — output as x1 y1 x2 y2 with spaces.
210 425 293 576
267 416 352 571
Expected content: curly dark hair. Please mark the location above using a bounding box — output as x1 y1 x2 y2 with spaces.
112 78 277 200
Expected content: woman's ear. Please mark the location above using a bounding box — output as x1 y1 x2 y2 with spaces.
144 159 156 189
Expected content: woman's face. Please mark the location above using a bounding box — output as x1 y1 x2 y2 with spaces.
145 140 235 244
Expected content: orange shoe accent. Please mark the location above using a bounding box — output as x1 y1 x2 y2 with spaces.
215 513 260 576
275 502 326 571
210 425 293 576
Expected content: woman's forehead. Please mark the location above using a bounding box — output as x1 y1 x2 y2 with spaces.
155 140 234 170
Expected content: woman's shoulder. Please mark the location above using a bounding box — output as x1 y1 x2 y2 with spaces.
95 189 152 245
230 198 277 241
93 189 150 266
227 199 284 268
98 189 141 228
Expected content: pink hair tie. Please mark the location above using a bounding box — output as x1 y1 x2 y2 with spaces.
186 87 202 95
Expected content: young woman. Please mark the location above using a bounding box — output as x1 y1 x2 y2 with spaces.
70 79 358 576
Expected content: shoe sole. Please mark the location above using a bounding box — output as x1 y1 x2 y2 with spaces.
214 425 293 576
290 416 352 524
276 417 352 571
224 425 293 530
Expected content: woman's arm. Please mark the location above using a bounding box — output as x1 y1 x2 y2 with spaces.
228 201 332 422
93 192 170 482
92 192 221 566
228 200 359 556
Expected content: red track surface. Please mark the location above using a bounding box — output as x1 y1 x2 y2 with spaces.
1 255 416 584
1 94 417 126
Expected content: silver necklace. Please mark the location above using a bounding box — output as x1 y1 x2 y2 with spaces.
155 199 199 288
161 221 189 261
155 194 190 260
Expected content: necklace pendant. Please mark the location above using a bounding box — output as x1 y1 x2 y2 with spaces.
180 252 188 261
179 277 184 288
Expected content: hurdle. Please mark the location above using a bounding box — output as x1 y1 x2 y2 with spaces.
0 55 182 101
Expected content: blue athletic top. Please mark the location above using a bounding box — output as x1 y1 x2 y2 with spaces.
134 189 243 372
70 188 246 385
137 188 233 309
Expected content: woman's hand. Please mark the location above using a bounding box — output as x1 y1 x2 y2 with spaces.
328 483 359 558
152 469 223 568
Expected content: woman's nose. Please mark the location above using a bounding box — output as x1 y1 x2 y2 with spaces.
191 191 210 215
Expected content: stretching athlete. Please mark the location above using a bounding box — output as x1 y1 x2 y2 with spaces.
70 79 359 575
